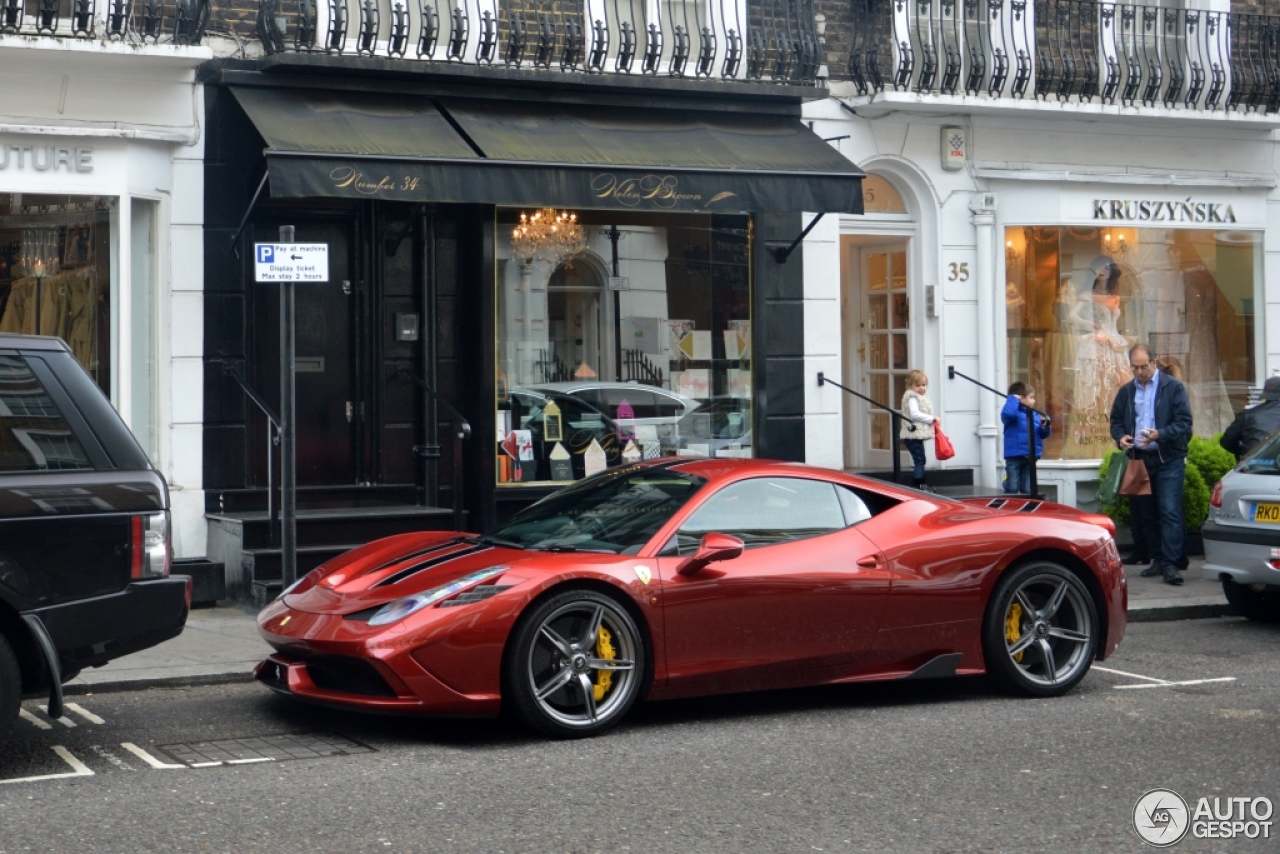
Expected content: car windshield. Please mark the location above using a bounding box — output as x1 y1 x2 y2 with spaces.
490 465 707 554
1238 434 1280 475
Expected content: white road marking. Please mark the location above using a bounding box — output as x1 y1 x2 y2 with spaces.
189 762 223 768
1115 677 1237 690
54 714 76 728
227 757 274 765
1093 665 1169 684
120 743 186 770
18 709 52 730
65 703 105 725
0 746 94 785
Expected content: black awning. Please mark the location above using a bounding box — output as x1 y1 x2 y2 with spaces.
231 87 864 215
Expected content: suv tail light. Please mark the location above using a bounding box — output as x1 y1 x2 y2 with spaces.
131 511 171 580
1210 480 1224 509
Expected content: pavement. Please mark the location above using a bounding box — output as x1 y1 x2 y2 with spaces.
59 557 1233 696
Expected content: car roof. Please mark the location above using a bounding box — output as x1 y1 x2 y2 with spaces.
0 333 72 352
533 381 695 400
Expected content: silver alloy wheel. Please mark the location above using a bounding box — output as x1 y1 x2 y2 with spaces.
1002 572 1094 688
523 598 639 730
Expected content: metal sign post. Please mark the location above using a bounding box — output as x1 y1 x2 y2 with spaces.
278 225 298 590
253 233 329 591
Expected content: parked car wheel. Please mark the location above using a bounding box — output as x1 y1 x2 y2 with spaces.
1222 578 1280 623
0 633 19 745
505 590 645 738
983 562 1099 697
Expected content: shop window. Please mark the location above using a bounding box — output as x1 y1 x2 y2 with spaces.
0 194 111 394
496 209 752 486
1004 225 1259 460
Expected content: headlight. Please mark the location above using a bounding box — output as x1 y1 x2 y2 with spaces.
368 566 509 626
277 570 319 601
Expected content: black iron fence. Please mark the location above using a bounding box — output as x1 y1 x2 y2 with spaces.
848 0 1280 113
256 0 822 83
0 0 209 41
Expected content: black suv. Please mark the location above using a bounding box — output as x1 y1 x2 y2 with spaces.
0 334 189 743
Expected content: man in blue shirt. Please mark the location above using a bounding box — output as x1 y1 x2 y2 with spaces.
1109 343 1194 585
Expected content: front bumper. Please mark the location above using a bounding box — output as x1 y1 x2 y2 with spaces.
255 599 505 717
1201 519 1280 588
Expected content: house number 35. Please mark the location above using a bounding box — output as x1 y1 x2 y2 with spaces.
947 261 970 282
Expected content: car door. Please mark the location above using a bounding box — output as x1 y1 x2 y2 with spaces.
655 476 891 696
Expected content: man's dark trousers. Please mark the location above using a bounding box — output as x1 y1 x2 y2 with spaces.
1131 451 1187 575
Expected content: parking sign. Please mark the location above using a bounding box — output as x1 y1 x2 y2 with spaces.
254 243 329 282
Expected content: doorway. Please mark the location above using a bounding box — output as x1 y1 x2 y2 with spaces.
841 236 913 471
248 212 359 487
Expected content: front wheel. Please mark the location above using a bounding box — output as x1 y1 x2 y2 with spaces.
1222 578 1280 623
983 562 1099 697
0 633 20 745
504 589 645 738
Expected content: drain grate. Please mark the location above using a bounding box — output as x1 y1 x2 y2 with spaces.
154 732 375 768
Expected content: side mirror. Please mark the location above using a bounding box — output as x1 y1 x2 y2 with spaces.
677 532 744 576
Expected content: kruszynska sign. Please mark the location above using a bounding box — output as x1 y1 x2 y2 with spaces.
1093 198 1237 223
254 243 329 282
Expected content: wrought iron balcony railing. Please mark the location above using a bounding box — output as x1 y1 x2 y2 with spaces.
847 0 1280 114
256 0 822 84
0 0 209 43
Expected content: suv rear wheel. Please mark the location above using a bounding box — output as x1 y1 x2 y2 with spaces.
0 633 19 745
1222 578 1280 623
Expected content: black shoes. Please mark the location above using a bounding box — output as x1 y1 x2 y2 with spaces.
1163 572 1184 586
1139 565 1163 577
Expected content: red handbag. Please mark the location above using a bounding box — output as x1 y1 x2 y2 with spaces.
934 423 956 461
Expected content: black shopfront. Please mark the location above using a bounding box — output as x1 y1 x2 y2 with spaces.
200 58 861 592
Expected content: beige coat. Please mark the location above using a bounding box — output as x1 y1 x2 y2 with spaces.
899 389 936 440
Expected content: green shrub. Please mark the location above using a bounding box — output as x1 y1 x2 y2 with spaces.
1183 462 1210 531
1099 444 1212 532
1188 434 1234 490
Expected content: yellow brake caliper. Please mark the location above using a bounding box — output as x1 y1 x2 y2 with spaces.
593 626 616 701
1006 602 1025 663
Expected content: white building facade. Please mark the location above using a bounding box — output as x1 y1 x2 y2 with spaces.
0 32 212 555
803 0 1280 508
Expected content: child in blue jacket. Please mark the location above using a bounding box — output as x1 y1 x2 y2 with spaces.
1002 382 1051 494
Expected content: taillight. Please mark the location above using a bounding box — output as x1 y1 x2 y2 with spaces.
131 511 171 580
1210 480 1223 509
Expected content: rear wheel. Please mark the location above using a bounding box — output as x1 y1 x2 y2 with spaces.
1222 578 1280 623
983 562 1099 697
0 633 19 745
505 589 645 738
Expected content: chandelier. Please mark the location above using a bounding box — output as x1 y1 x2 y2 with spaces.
21 228 59 280
511 209 587 267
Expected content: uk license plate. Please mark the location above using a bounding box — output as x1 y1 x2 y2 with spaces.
1254 503 1280 523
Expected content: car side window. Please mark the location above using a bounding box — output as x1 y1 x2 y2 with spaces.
0 355 93 472
652 392 687 419
678 477 848 551
836 485 873 525
604 388 658 421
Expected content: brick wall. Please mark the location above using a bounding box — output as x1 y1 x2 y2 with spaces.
208 0 258 42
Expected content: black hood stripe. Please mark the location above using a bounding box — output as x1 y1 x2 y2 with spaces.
373 544 494 588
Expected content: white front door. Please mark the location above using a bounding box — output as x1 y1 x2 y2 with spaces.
842 240 911 471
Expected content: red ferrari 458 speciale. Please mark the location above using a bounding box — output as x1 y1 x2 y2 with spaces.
256 459 1126 737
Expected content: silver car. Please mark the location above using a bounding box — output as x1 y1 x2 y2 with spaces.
1202 432 1280 621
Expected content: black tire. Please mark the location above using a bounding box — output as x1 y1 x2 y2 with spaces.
1222 578 1280 623
504 589 645 738
983 561 1099 697
0 633 20 746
